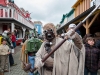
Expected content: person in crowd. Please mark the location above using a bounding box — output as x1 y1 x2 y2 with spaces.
84 37 100 75
2 28 10 37
6 32 17 66
11 32 16 48
61 33 65 39
32 23 85 75
95 39 100 49
14 29 18 38
83 34 94 44
0 38 10 75
0 34 3 45
22 35 28 43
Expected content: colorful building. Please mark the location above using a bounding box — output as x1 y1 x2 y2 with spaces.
57 0 100 37
59 9 74 32
33 21 42 35
0 0 34 38
60 9 74 26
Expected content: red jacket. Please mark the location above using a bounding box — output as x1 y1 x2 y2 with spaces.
11 35 16 42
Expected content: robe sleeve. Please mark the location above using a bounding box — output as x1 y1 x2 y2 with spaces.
35 42 45 68
72 32 83 50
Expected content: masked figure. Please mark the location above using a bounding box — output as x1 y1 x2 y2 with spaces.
20 29 42 75
34 23 85 75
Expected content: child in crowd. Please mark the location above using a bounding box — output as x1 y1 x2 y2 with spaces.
0 38 10 75
84 37 100 75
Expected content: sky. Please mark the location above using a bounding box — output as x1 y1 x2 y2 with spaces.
14 0 77 25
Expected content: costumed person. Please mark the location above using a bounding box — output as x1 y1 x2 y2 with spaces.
20 39 28 69
20 29 42 75
34 23 85 75
0 38 10 75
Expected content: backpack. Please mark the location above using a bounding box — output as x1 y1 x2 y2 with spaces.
26 37 42 53
0 36 3 45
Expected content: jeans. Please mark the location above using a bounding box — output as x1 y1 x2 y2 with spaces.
84 68 97 75
9 53 14 66
28 56 35 75
12 42 16 48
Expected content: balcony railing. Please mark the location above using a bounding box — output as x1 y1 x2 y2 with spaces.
0 3 34 29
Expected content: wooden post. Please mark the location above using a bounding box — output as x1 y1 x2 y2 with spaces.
86 19 90 34
83 24 86 28
88 13 99 28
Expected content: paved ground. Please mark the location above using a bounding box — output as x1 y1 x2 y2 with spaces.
4 46 28 75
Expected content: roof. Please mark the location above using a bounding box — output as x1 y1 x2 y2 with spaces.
57 5 95 33
66 9 74 17
60 14 66 24
60 9 74 24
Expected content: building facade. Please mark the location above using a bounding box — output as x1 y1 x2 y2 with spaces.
59 9 74 31
33 21 42 35
57 0 100 37
0 0 34 38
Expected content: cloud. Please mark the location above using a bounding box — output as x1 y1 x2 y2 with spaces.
14 0 77 25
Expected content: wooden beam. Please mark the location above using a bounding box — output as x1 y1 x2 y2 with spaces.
86 19 90 34
88 13 99 28
83 23 86 28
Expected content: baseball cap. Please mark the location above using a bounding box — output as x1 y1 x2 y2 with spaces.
68 24 76 28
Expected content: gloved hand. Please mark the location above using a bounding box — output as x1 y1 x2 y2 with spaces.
35 58 44 69
65 29 76 39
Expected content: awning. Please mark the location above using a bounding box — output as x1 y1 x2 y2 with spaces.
0 18 33 30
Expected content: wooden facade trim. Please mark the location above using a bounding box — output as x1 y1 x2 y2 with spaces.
86 19 90 34
88 13 99 28
83 23 86 28
72 0 83 9
73 0 91 17
83 0 85 12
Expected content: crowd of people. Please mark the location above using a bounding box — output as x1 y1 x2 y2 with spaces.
0 28 17 75
0 23 100 75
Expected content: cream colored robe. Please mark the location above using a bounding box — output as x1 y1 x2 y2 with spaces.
35 37 85 75
20 40 28 69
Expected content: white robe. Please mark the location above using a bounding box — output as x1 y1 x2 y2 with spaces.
35 37 85 75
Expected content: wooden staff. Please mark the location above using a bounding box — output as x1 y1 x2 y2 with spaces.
24 4 100 72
